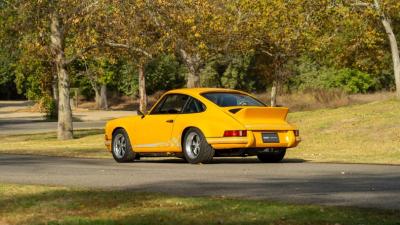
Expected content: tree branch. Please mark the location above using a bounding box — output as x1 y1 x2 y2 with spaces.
63 0 99 21
62 0 100 33
352 0 388 22
351 2 373 7
105 41 153 59
64 45 97 65
261 49 274 57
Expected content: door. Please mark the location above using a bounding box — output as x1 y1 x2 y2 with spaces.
133 94 190 152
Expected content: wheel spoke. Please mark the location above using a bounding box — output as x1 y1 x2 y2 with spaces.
185 132 204 159
120 146 125 156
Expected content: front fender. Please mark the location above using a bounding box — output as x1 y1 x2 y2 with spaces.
104 116 139 151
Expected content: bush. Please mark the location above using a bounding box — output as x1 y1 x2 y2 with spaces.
39 94 57 120
328 69 376 94
291 57 377 94
145 54 186 95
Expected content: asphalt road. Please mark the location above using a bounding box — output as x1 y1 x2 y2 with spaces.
0 154 399 210
0 100 135 134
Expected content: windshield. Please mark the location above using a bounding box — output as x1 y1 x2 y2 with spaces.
201 92 265 107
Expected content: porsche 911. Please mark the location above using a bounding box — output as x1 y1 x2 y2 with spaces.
104 88 300 164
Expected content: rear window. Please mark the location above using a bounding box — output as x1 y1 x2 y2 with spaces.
201 92 265 107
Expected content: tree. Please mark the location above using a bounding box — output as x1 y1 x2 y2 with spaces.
250 0 321 105
103 1 167 113
74 56 116 109
6 0 105 139
144 0 260 88
357 0 400 98
306 0 400 97
0 1 24 99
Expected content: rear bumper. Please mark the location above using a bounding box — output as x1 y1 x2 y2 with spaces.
206 130 301 150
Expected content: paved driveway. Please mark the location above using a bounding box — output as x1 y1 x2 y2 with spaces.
0 154 399 210
0 100 135 134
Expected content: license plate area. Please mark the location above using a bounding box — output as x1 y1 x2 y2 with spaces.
262 132 279 143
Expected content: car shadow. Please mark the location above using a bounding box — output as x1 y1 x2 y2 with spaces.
137 157 307 164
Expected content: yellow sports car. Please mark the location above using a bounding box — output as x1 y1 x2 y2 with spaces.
104 88 300 164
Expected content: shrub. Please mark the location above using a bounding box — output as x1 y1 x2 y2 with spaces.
290 57 376 94
328 69 376 94
145 54 186 95
39 94 57 120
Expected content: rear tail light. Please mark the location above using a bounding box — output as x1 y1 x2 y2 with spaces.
294 130 300 136
224 130 247 137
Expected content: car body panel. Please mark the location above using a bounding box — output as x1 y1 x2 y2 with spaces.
104 88 300 154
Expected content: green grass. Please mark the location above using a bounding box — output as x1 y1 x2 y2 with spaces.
286 99 400 164
0 129 110 159
0 183 399 225
1 99 400 164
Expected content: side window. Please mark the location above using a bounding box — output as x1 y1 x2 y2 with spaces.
182 97 206 113
151 94 189 114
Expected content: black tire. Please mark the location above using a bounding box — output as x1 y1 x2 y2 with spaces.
257 148 286 163
111 129 136 163
183 128 214 164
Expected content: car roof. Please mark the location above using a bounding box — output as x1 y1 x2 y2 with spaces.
166 88 247 96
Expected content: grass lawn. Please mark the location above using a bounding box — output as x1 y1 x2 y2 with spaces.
0 130 109 159
287 99 400 164
0 183 399 225
0 99 399 164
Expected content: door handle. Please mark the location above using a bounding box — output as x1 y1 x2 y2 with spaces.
166 119 174 123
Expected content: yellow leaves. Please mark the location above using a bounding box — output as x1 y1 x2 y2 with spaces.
184 18 195 25
198 42 206 50
72 18 80 24
363 29 383 48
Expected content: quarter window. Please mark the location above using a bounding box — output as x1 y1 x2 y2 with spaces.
182 97 206 113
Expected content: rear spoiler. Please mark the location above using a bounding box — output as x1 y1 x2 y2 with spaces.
232 107 289 121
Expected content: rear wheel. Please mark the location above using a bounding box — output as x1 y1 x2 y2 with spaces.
183 128 214 164
112 129 136 163
257 148 286 163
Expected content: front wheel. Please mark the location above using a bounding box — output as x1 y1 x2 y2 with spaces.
257 148 286 163
183 128 214 164
112 129 136 163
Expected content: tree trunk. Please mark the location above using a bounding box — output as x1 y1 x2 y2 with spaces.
94 87 101 109
179 49 201 88
51 71 59 119
138 62 147 113
52 72 59 104
50 14 73 140
381 18 400 99
187 70 200 88
374 0 400 99
270 83 277 107
95 84 108 110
